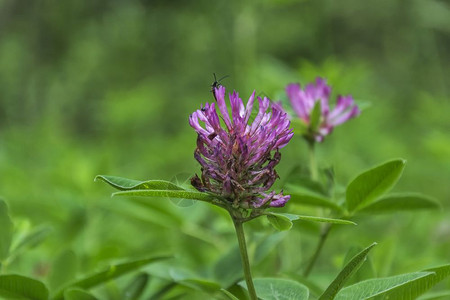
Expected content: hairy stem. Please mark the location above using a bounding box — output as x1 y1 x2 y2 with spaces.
232 217 257 300
303 223 332 277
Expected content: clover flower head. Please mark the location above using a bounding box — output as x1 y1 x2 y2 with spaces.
286 77 360 142
189 86 294 209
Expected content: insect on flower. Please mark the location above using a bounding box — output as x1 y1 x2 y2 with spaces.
211 73 229 100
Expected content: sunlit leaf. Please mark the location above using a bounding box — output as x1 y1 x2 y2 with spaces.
95 175 183 191
239 278 309 300
53 255 171 299
0 199 13 261
357 193 441 214
346 159 406 213
334 272 434 300
319 243 377 300
0 274 49 300
64 288 98 300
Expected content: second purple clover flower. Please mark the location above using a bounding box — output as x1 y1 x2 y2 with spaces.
286 77 360 142
189 86 294 209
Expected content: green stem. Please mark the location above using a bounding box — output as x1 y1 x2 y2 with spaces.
303 223 332 277
232 217 257 300
308 141 318 181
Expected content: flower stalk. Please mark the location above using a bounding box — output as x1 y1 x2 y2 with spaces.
231 215 257 300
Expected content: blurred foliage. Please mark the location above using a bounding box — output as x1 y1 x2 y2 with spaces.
0 0 449 298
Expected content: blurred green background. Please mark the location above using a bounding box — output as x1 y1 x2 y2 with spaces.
0 0 449 298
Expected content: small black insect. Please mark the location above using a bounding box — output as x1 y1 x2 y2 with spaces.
211 73 229 100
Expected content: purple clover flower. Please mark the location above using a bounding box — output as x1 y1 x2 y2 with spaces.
286 78 360 142
189 86 294 209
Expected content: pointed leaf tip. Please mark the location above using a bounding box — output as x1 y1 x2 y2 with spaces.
346 159 406 213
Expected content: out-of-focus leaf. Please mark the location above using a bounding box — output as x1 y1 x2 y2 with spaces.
0 274 49 300
221 288 240 300
253 232 286 265
239 278 309 300
334 272 434 300
49 249 78 290
64 288 98 300
0 199 13 261
214 245 242 287
290 119 308 136
266 213 293 231
319 243 377 300
310 100 322 132
178 278 221 294
122 272 149 300
357 193 441 214
112 190 215 203
286 186 343 212
53 255 171 299
95 175 183 191
418 290 450 300
9 226 52 259
346 159 406 213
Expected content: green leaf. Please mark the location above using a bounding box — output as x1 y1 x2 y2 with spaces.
0 199 13 261
319 243 377 300
239 278 309 300
178 278 221 293
334 272 434 300
310 100 322 132
221 288 240 300
64 288 98 300
290 119 308 135
122 273 149 300
357 193 441 214
95 175 183 191
53 255 170 299
266 213 293 231
287 187 343 212
213 245 242 287
253 232 286 265
273 213 356 225
342 246 376 285
9 226 52 259
418 290 450 300
0 274 49 300
112 189 215 203
48 249 78 291
377 264 450 300
346 159 406 213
